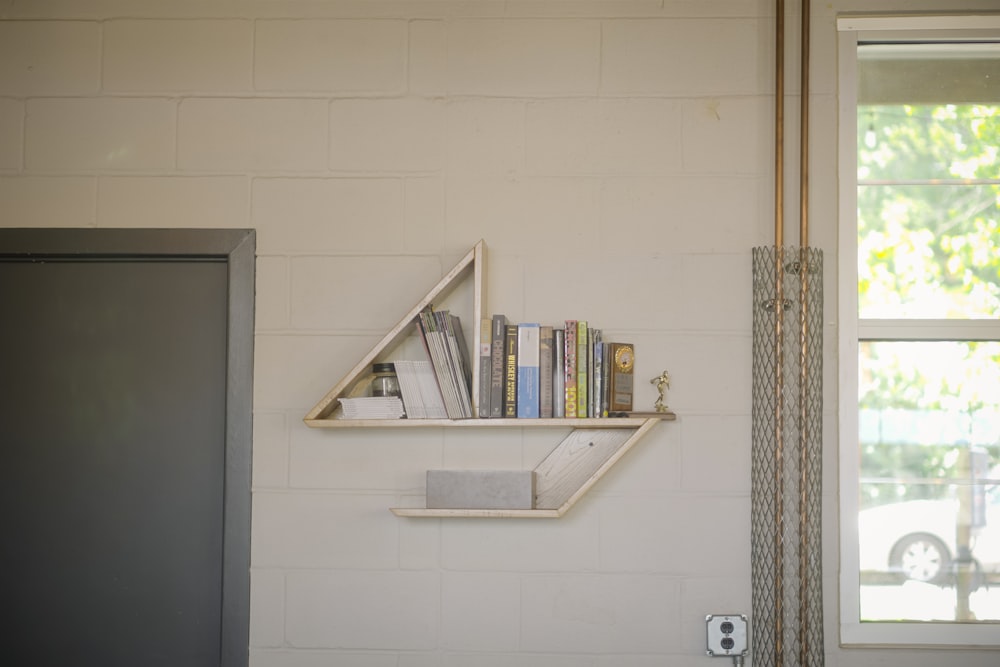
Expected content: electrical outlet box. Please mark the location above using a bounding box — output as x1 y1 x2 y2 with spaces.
706 614 748 657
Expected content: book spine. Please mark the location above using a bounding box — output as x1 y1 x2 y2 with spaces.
516 323 540 418
552 328 565 418
563 320 577 418
448 313 474 418
593 336 603 418
600 342 611 417
503 323 518 418
489 314 507 418
478 317 492 418
576 321 588 418
538 325 554 419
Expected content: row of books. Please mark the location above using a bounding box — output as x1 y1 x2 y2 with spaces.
478 316 635 419
341 310 634 421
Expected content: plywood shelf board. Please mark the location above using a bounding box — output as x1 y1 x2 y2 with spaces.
390 507 562 518
304 413 674 429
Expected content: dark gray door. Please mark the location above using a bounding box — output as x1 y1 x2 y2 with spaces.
0 229 254 667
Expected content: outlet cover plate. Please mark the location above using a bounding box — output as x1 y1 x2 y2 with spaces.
706 613 748 657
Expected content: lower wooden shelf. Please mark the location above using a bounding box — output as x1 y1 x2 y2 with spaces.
390 415 669 518
391 507 562 518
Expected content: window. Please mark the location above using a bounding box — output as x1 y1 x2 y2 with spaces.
838 15 1000 646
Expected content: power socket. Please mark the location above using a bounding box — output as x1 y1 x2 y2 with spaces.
706 614 748 657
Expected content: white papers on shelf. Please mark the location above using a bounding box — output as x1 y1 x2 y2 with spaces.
394 360 448 419
338 397 405 420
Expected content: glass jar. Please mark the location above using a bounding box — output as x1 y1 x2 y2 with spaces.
370 362 402 399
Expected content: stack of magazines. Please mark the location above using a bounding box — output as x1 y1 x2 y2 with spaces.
338 396 405 420
414 309 474 419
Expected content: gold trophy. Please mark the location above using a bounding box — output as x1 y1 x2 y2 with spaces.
650 370 670 413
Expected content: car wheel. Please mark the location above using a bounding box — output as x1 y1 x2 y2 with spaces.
889 533 951 584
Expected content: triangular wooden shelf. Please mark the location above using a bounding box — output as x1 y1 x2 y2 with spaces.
304 240 486 424
303 239 675 518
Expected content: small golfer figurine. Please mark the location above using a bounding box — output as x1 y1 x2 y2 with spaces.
650 370 670 413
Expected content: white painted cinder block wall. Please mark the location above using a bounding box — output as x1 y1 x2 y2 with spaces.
2 1 998 665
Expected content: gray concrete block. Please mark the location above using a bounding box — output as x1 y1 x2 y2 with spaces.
425 470 535 510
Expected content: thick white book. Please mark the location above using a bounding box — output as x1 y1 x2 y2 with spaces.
516 323 540 418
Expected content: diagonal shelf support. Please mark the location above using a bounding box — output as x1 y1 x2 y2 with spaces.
534 418 660 512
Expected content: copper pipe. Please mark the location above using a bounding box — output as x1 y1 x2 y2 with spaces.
799 0 810 249
798 2 813 665
775 0 785 248
772 2 786 665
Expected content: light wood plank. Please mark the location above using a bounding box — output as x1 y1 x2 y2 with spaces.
305 416 666 429
390 507 561 518
533 429 632 510
551 419 660 513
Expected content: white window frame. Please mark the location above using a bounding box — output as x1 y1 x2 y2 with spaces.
837 13 1000 648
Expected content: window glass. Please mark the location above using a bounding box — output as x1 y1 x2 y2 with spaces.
858 341 1000 622
859 105 1000 182
842 21 1000 644
857 106 1000 319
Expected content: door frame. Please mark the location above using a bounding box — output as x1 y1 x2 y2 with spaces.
0 227 255 667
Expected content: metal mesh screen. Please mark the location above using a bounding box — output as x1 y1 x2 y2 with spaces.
751 246 824 667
